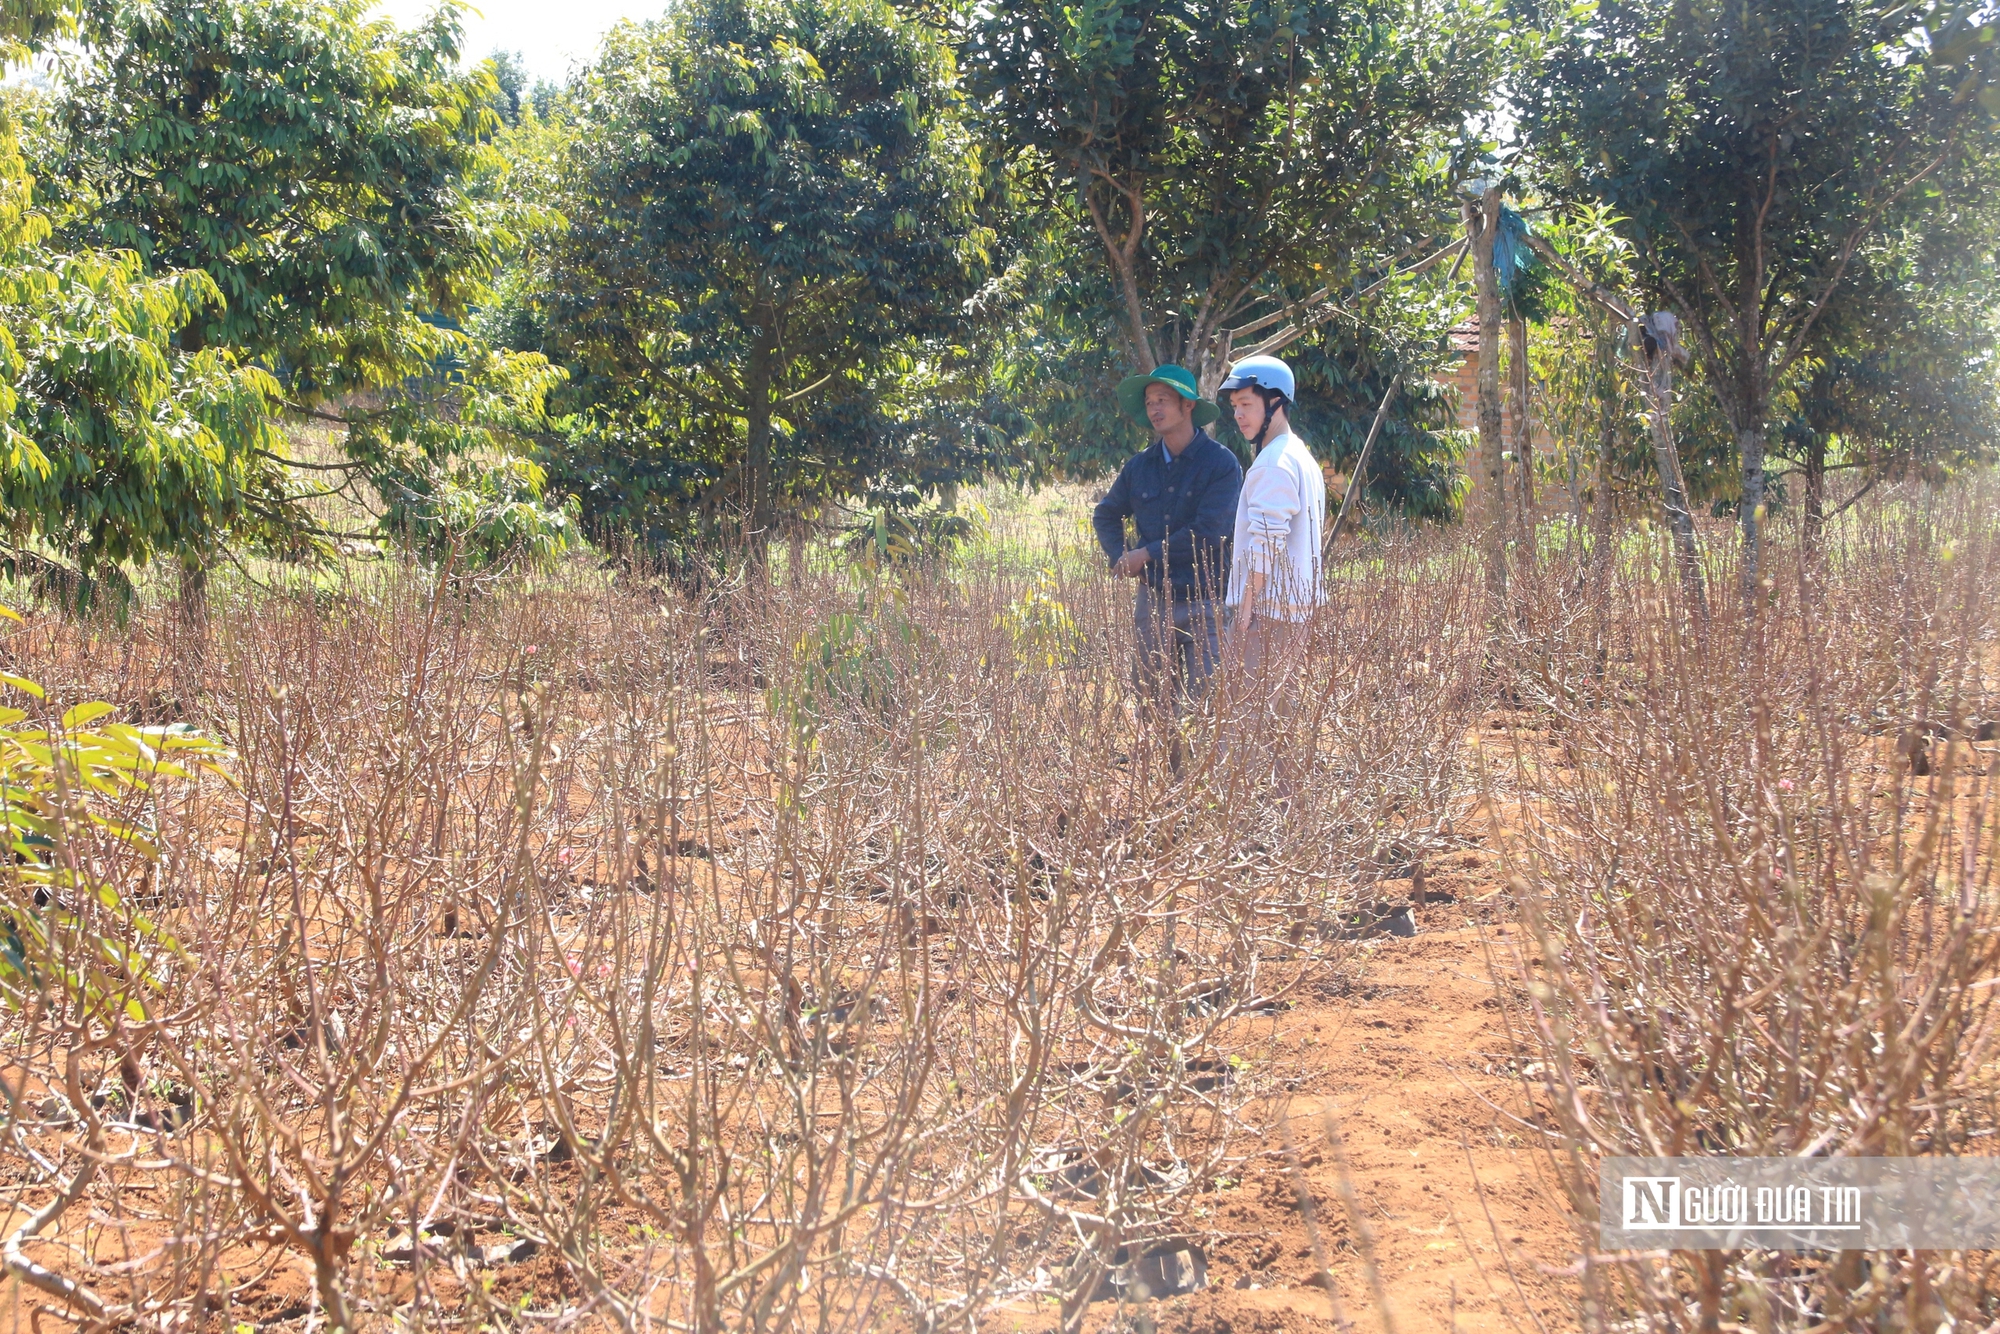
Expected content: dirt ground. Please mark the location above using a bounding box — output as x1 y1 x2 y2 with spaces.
1133 921 1580 1334
1007 885 1583 1334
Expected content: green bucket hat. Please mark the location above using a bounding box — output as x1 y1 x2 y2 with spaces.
1117 363 1220 430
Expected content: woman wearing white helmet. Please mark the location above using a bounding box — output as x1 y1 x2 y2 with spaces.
1217 354 1324 791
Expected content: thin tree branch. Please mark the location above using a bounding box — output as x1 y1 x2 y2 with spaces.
259 450 371 472
1771 134 1963 382
1518 234 1635 322
1826 472 1884 518
1228 239 1461 344
1326 375 1401 548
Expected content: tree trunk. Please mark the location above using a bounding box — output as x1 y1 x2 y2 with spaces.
1803 428 1826 551
1636 320 1707 619
1738 421 1767 609
1466 188 1508 612
1564 444 1582 529
744 322 777 572
1582 330 1621 682
1728 219 1773 613
1086 180 1155 373
172 558 209 713
1195 343 1230 400
1589 330 1619 594
1508 314 1535 557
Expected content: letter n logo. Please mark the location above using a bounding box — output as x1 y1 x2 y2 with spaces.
1622 1177 1681 1229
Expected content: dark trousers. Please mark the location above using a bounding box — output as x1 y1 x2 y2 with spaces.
1134 585 1220 718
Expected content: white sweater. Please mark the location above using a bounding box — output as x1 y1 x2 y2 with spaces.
1226 432 1326 621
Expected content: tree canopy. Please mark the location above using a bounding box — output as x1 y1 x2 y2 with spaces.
37 0 572 584
0 0 300 610
0 125 299 608
0 0 1994 601
961 0 1503 393
513 0 998 560
55 0 495 387
1519 0 2000 594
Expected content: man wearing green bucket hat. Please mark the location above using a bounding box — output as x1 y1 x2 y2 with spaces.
1092 364 1243 733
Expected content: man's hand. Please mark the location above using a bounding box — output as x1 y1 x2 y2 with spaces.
1112 547 1151 578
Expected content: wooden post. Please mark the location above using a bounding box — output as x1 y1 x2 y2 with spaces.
1465 185 1508 611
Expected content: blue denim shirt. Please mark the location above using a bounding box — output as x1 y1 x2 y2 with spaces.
1091 430 1243 601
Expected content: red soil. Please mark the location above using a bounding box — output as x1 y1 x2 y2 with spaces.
1006 902 1582 1334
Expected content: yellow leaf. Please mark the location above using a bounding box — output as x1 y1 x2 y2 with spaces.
2 673 44 699
61 702 116 730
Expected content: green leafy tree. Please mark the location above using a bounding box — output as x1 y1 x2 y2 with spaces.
1771 164 2000 534
962 219 1138 478
532 0 995 563
1519 0 2000 599
487 47 530 125
960 0 1503 395
56 0 495 392
0 234 302 609
47 0 572 585
0 34 295 611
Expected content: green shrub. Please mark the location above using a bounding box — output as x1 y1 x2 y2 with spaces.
0 610 228 1021
770 590 919 749
998 567 1084 671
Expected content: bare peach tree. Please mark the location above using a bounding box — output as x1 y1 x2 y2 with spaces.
1495 490 2000 1332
